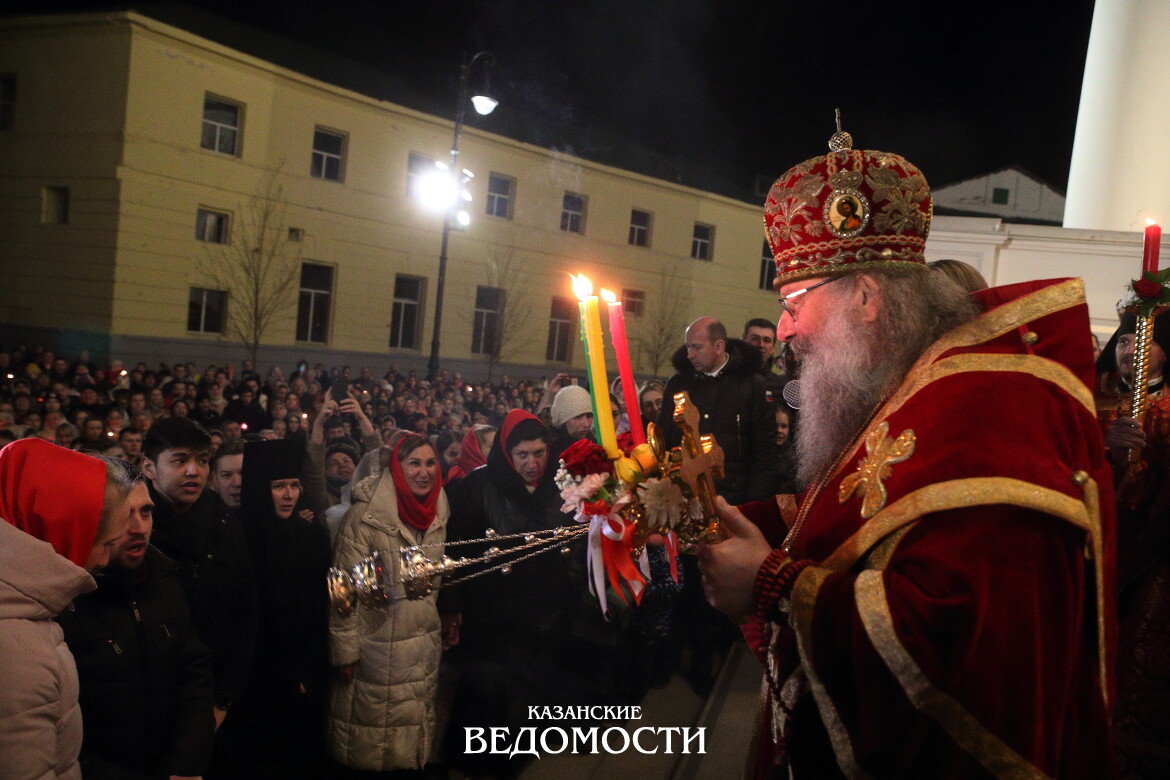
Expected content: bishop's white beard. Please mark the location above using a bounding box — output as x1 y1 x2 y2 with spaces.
792 305 896 488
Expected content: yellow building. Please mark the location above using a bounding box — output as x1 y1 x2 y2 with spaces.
0 11 778 379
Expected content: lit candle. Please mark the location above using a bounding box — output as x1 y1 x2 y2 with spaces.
1144 218 1162 275
601 289 645 445
573 274 619 457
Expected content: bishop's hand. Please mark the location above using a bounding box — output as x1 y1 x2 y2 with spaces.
698 497 772 622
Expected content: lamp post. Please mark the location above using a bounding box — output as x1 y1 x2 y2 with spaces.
426 51 497 381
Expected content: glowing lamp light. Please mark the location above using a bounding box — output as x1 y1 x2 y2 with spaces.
572 273 593 301
302 413 309 419
456 210 471 227
120 369 128 376
600 288 617 304
471 94 499 116
240 423 249 431
416 168 459 212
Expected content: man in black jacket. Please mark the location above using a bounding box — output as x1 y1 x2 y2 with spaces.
658 317 779 695
58 473 216 779
143 417 258 774
659 316 778 504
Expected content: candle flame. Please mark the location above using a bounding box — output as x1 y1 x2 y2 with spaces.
600 288 617 303
1147 218 1159 227
572 273 593 301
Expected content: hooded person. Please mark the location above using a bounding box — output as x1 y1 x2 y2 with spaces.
233 439 331 779
0 439 135 780
443 411 590 777
328 434 450 773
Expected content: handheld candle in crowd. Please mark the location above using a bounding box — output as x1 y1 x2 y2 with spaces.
1144 218 1162 275
572 274 619 457
600 288 645 445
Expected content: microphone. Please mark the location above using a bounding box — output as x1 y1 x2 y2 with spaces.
782 380 801 410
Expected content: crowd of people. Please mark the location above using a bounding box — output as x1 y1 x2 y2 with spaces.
5 133 1167 780
0 332 796 779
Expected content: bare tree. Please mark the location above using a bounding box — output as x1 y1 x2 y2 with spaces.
472 246 536 381
198 169 301 365
633 269 690 378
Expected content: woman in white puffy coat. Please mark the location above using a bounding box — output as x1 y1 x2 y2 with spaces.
328 434 449 772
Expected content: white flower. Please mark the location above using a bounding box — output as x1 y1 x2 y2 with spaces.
560 472 607 514
639 477 687 529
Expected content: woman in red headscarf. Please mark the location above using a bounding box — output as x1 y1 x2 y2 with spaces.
0 439 136 780
327 433 450 774
443 423 496 486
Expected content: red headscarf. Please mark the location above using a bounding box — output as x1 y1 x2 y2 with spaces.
389 437 441 531
497 409 546 486
0 438 107 567
445 427 489 485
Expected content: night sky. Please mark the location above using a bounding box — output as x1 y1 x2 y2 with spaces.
11 0 1099 202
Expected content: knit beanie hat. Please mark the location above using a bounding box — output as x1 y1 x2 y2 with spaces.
551 385 593 428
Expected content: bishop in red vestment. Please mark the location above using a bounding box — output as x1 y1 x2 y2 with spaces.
699 128 1116 779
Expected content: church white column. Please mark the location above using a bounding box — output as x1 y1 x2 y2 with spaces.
1064 0 1170 231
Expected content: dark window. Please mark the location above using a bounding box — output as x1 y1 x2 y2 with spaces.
201 96 241 155
390 275 424 349
41 186 69 225
759 240 777 290
195 208 229 243
629 209 651 247
622 288 645 316
471 286 504 355
691 223 714 261
187 287 226 333
311 128 345 181
0 74 15 130
560 192 586 234
991 187 1010 205
297 263 333 343
546 296 576 362
486 173 515 219
288 227 304 242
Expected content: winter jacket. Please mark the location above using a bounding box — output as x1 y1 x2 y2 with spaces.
328 461 449 771
0 520 96 780
56 546 215 779
658 338 779 503
148 486 258 704
444 462 584 646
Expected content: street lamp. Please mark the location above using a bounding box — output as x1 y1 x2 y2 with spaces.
424 51 498 381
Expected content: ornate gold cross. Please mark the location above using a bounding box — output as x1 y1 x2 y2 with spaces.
838 421 915 519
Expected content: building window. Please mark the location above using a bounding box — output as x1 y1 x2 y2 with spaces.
991 187 1010 205
187 287 226 333
546 296 576 362
758 240 777 290
195 208 229 243
407 152 435 199
691 223 714 261
486 173 515 219
560 192 586 234
201 95 241 156
0 74 15 130
311 127 346 181
622 288 646 316
390 275 424 350
297 263 333 343
41 186 69 225
629 209 651 247
471 286 504 355
288 227 304 242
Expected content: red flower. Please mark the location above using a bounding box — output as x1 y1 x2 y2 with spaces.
561 439 611 476
1134 278 1163 299
617 431 636 456
582 500 611 516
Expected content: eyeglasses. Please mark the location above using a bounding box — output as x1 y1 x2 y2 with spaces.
777 276 846 321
